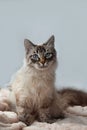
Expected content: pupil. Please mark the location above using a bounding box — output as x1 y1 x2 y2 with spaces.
33 54 37 58
47 53 50 56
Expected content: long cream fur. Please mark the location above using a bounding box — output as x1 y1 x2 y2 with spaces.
11 58 56 107
10 56 63 125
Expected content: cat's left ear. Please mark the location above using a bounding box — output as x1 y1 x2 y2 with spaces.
46 35 55 48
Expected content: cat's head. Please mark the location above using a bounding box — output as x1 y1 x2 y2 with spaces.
24 35 57 71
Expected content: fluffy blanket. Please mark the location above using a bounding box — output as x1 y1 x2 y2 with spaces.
0 88 87 130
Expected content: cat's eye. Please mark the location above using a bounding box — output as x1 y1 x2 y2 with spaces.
45 53 53 59
31 54 39 61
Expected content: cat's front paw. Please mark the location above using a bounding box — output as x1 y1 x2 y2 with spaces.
38 116 57 124
16 106 36 125
37 108 52 123
18 113 34 125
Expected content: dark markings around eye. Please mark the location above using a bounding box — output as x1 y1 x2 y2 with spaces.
30 54 40 62
45 53 53 59
30 45 56 63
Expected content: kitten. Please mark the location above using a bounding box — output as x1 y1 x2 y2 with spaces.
10 35 64 125
10 35 87 125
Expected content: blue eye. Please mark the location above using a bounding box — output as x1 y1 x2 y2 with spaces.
31 54 39 61
45 53 53 59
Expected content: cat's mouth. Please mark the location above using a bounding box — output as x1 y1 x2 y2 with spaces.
38 65 48 70
39 65 48 69
31 61 55 71
34 63 49 71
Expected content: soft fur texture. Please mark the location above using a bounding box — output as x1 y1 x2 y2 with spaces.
58 88 87 109
10 35 64 125
0 89 87 130
7 35 87 126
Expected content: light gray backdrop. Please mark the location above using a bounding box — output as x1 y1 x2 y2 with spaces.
0 0 87 90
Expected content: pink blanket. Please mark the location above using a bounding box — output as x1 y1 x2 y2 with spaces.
0 88 87 130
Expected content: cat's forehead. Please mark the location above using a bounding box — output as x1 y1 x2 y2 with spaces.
35 45 46 53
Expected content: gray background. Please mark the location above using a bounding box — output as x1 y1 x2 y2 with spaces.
0 0 87 90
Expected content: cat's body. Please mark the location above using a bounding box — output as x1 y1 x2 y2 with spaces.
10 36 64 125
10 35 87 125
11 62 63 124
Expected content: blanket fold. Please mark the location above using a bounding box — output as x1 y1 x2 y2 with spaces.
0 88 87 130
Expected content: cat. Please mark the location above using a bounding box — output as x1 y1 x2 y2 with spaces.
9 35 87 125
10 35 64 125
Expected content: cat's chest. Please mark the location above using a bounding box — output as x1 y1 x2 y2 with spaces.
26 79 54 108
12 70 55 108
24 74 54 103
25 75 51 94
23 72 50 88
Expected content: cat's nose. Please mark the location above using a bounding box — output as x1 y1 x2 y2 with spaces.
40 57 45 64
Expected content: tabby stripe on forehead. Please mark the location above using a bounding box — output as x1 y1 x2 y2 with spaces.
36 46 46 53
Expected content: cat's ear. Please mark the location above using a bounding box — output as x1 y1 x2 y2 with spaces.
24 39 35 53
46 35 55 48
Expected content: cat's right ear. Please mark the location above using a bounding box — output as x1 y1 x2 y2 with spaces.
24 39 34 54
45 35 55 48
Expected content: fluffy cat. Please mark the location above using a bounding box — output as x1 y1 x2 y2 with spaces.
10 35 64 125
10 35 87 125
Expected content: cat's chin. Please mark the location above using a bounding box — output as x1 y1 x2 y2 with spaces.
34 66 49 71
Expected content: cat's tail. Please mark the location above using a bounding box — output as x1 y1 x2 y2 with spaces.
58 88 87 108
